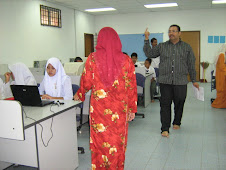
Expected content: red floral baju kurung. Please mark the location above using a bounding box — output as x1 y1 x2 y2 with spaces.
77 54 137 169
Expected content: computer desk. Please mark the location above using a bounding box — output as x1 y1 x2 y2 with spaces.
0 100 81 170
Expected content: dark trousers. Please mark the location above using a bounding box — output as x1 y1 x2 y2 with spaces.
159 83 187 132
150 80 156 100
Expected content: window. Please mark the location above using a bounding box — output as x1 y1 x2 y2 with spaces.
40 5 61 28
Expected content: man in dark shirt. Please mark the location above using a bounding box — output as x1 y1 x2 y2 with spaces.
143 24 199 137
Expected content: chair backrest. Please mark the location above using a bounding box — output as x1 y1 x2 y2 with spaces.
135 67 146 76
211 70 214 77
64 62 85 75
77 63 85 76
72 84 80 95
154 68 159 77
136 73 145 88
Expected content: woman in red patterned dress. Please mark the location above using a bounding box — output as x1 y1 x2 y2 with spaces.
74 27 137 169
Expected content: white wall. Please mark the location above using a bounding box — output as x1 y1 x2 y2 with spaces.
0 0 76 67
74 11 95 58
95 8 226 81
0 1 224 82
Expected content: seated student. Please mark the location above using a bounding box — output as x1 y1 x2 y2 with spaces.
131 52 142 67
3 63 37 98
74 57 83 62
144 58 156 103
39 57 73 100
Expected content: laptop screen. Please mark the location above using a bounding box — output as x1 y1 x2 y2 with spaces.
10 85 42 106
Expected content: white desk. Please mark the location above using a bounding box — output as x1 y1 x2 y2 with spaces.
0 100 81 170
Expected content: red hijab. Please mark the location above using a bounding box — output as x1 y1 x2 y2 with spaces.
94 27 126 87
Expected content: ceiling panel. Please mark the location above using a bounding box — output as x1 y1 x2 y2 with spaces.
46 0 226 15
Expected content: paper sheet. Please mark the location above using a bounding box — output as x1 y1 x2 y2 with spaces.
192 85 204 101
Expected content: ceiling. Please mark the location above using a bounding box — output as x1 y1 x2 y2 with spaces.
46 0 226 15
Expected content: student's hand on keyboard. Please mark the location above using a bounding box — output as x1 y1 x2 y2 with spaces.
42 94 53 99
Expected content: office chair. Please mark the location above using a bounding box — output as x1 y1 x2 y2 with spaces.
72 84 85 154
210 70 216 103
72 84 85 131
154 68 160 100
211 70 216 92
135 73 145 118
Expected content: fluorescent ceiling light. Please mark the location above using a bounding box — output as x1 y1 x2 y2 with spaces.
212 0 226 4
85 7 116 12
144 3 178 8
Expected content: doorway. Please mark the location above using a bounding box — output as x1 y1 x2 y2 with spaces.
180 31 200 82
84 33 94 57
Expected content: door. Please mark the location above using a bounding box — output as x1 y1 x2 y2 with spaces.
180 31 200 82
84 34 94 57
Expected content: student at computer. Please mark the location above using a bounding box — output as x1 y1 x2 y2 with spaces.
39 57 73 100
131 52 142 67
144 58 156 102
3 63 37 98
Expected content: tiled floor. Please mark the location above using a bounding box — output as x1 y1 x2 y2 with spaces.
77 83 226 170
3 83 226 170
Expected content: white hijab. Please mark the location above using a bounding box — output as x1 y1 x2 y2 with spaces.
44 58 68 97
9 63 37 85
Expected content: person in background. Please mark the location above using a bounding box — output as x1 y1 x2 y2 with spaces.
211 44 226 108
38 57 73 100
150 38 160 68
74 27 137 169
151 37 158 47
74 57 83 62
144 58 156 103
3 63 37 98
143 25 199 137
131 52 142 67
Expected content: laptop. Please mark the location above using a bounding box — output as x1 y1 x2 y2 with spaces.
10 85 54 107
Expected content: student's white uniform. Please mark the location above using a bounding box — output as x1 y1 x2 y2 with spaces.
135 62 142 67
38 58 73 100
151 57 160 68
145 66 156 80
3 63 37 98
